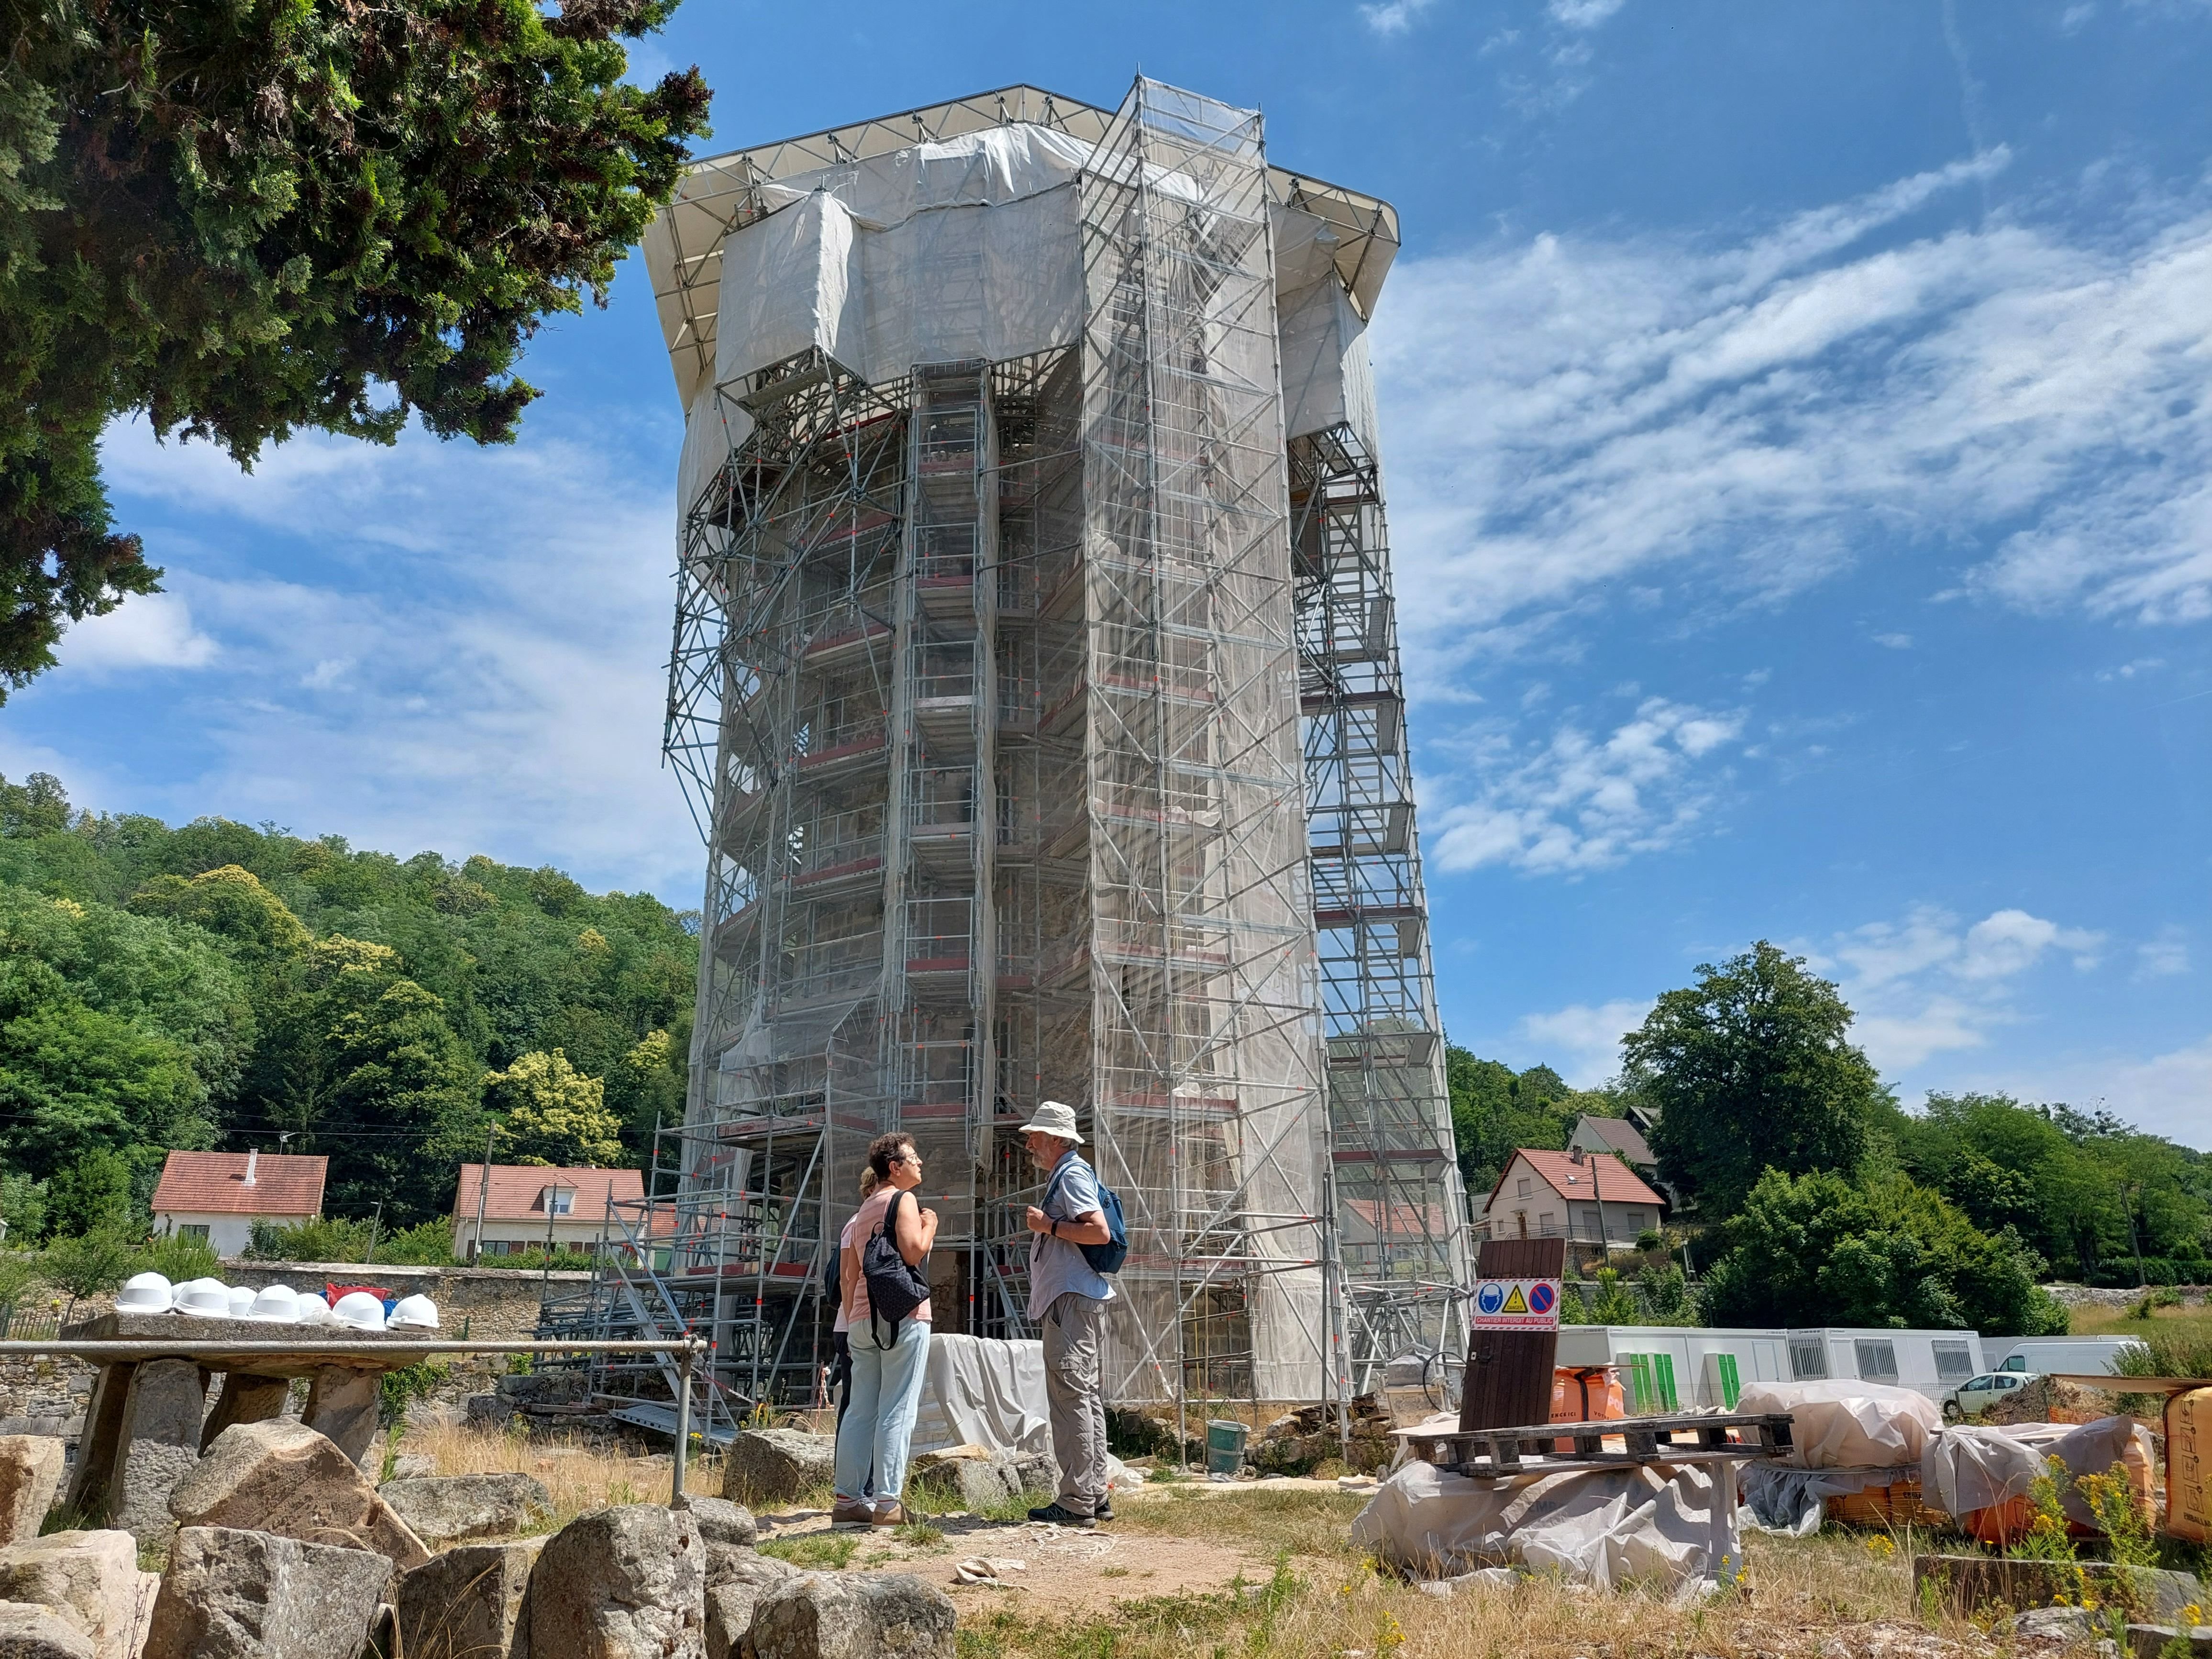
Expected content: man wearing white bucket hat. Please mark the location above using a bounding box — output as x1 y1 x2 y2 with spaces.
1018 1100 1118 1529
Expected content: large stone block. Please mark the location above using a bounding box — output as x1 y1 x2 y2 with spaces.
397 1537 547 1659
741 1572 956 1659
0 1603 96 1659
0 1530 157 1659
704 1554 801 1659
686 1498 758 1550
168 1420 429 1571
107 1362 206 1545
0 1437 67 1546
380 1474 552 1548
143 1526 393 1659
526 1504 705 1659
722 1432 834 1506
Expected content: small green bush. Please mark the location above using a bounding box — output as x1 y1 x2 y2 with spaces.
135 1231 218 1283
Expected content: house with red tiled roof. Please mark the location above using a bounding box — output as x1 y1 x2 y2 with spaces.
451 1165 650 1261
1477 1147 1667 1249
152 1150 327 1257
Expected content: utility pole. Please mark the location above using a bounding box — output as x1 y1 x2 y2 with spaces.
1589 1148 1613 1274
2122 1181 2146 1289
366 1201 383 1265
472 1126 495 1266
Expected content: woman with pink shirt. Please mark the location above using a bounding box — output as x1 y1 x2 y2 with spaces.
830 1131 936 1527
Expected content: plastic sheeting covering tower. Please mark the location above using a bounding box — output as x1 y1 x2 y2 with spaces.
630 79 1467 1427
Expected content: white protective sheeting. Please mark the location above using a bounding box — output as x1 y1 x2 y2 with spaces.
909 1333 1051 1459
1920 1416 2153 1524
714 127 1087 390
677 383 752 518
1279 271 1379 445
713 190 861 389
1736 1379 1940 1469
1349 1459 1742 1592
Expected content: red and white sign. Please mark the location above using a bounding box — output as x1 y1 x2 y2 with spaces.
1472 1277 1561 1331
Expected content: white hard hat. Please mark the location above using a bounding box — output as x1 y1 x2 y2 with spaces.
331 1291 387 1331
247 1284 300 1323
226 1286 257 1318
295 1293 333 1325
116 1272 172 1313
388 1294 439 1330
175 1280 232 1317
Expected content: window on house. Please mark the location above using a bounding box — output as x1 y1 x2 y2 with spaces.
1789 1338 1828 1381
1516 1179 1531 1198
1580 1208 1601 1235
1931 1339 1975 1381
178 1223 211 1242
543 1187 575 1217
1855 1339 1900 1382
1538 1212 1555 1231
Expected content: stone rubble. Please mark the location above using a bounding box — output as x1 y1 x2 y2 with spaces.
142 1526 394 1659
167 1420 430 1570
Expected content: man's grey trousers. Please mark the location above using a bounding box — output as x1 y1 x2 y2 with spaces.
1041 1290 1107 1516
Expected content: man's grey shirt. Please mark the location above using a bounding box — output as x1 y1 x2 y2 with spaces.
1027 1149 1117 1320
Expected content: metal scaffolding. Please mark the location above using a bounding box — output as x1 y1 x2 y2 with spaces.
579 78 1466 1435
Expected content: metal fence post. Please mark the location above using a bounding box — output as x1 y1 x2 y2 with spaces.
671 1338 696 1506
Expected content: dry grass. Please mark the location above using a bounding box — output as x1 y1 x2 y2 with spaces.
953 1515 1989 1659
400 1419 702 1533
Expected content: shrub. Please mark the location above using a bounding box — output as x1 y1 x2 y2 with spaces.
135 1231 218 1283
1635 1228 1665 1254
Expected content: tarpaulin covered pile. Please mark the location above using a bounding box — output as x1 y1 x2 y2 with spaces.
909 1334 1050 1458
1734 1380 1941 1534
1349 1458 1741 1592
1921 1416 2154 1540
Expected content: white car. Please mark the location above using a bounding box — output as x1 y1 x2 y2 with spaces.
1944 1370 2036 1422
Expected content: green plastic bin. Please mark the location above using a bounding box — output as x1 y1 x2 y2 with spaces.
1205 1419 1250 1476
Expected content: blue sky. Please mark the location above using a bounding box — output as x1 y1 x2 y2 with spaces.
8 1 2209 1145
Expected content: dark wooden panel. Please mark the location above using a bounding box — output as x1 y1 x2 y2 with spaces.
1460 1236 1567 1433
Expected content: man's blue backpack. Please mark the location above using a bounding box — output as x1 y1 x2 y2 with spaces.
1046 1159 1128 1275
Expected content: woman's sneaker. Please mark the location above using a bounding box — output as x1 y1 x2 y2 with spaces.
870 1501 907 1528
830 1499 874 1529
1025 1501 1096 1529
1094 1497 1114 1522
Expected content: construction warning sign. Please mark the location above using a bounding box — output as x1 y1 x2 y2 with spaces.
1472 1277 1562 1330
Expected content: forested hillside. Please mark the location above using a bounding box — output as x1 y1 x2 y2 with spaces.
0 773 693 1231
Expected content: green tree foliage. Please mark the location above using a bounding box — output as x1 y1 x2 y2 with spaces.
0 773 695 1228
1698 1168 2070 1336
40 1223 137 1318
44 1147 134 1236
485 1049 624 1168
0 0 711 696
1888 1092 2211 1284
1625 942 1885 1218
1447 1049 1620 1196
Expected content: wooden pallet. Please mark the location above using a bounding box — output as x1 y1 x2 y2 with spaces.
1396 1410 1796 1476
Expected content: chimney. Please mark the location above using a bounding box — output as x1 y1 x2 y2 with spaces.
244 1149 258 1186
1570 1146 1585 1164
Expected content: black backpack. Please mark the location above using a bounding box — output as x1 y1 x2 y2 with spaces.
859 1189 930 1344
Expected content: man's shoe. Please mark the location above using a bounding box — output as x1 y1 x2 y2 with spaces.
1094 1497 1114 1522
871 1501 907 1527
1026 1502 1096 1529
830 1499 874 1529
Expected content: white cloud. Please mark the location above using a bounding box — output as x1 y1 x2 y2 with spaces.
1370 152 2212 697
1872 632 1913 649
57 591 218 674
51 414 700 896
1548 0 1627 25
1814 904 2107 1072
1515 997 1653 1086
1428 696 1745 873
1359 0 1436 34
2136 929 2190 979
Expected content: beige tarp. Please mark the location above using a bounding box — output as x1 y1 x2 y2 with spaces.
1736 1379 1939 1469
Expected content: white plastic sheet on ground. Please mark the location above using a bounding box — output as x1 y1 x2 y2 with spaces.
1920 1416 2152 1525
909 1334 1050 1459
1736 1379 1939 1469
1349 1458 1743 1593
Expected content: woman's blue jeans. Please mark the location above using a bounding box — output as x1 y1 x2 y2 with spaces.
833 1314 930 1505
